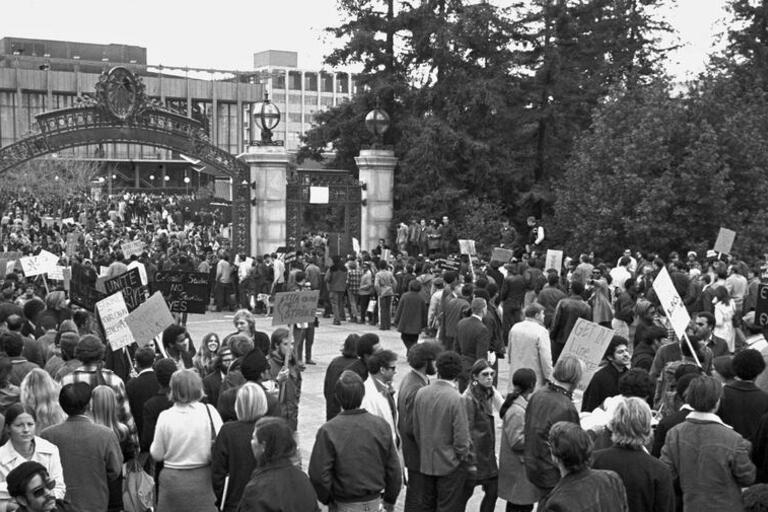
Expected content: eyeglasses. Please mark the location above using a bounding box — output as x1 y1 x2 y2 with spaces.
29 479 55 499
479 371 495 377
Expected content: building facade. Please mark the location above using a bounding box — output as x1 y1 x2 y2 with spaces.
0 37 263 192
251 50 361 151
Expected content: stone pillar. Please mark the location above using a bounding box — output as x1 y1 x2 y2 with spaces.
239 145 289 256
355 148 396 251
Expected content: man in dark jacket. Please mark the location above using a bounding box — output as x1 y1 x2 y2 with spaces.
397 343 441 512
500 263 526 337
456 298 490 392
550 281 592 363
582 336 631 412
6 462 77 512
718 349 768 442
309 371 401 511
125 347 158 447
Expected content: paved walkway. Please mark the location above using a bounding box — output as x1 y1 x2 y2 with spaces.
184 311 513 511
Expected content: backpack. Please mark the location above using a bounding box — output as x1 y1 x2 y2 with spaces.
122 461 154 512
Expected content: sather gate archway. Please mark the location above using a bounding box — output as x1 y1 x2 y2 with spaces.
0 66 251 255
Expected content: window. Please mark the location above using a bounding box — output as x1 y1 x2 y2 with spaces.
304 73 317 91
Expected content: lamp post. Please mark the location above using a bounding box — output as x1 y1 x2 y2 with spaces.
251 92 282 145
365 106 390 147
184 175 190 195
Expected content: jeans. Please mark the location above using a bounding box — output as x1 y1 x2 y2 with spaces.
347 290 360 320
329 497 381 512
293 325 315 361
421 466 469 512
331 291 346 323
379 295 393 329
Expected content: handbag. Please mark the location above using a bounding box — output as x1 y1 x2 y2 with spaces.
122 460 154 512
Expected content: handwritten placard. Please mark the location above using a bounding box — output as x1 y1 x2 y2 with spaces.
714 227 736 255
96 292 134 351
652 267 691 340
272 290 320 326
545 249 564 275
19 250 58 277
104 268 148 312
0 252 22 277
491 247 514 263
48 266 65 281
560 318 615 392
153 271 211 314
458 239 476 256
121 240 145 259
127 261 148 286
125 292 175 347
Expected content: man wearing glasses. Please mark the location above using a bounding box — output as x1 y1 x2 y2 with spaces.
5 461 76 512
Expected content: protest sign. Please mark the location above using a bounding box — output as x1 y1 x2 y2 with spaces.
652 267 691 340
714 227 736 255
96 292 134 351
0 252 22 276
560 318 615 392
272 290 320 326
19 250 58 277
125 292 175 347
105 268 148 312
127 261 148 286
381 248 391 262
757 284 768 328
65 232 79 258
48 266 65 281
121 240 145 259
69 263 105 311
545 249 564 275
458 239 477 256
154 271 211 314
491 247 514 264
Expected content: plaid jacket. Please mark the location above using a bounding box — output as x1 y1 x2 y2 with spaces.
346 269 362 294
60 364 139 447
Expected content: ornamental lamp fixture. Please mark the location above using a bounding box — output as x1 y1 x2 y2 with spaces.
252 92 281 144
365 107 390 144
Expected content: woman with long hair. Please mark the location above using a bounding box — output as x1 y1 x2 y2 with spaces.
0 404 66 508
211 383 269 511
193 333 220 377
19 369 65 432
498 368 538 512
266 329 302 432
713 286 736 352
462 359 501 512
150 369 222 512
91 385 136 512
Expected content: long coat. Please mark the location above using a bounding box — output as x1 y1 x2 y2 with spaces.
499 395 542 505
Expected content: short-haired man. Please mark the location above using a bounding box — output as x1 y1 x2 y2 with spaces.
413 351 474 511
456 298 490 392
581 336 631 412
126 346 159 448
694 312 729 359
4 330 39 386
361 350 400 450
40 383 123 512
508 303 553 391
309 370 402 511
397 343 441 511
5 461 75 512
660 376 756 511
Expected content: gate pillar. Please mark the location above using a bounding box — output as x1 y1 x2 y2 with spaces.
240 145 289 256
355 148 396 252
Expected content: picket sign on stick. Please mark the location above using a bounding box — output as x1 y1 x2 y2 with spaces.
652 267 701 368
713 227 736 255
560 318 616 394
545 249 564 275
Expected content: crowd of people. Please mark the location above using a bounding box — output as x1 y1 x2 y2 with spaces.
2 184 768 511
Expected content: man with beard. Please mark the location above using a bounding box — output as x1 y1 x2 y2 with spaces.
5 462 76 512
581 336 632 412
397 342 442 511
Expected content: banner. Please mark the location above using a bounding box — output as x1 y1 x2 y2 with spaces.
458 239 477 256
104 268 148 312
714 227 736 255
560 318 615 392
545 249 564 275
153 271 211 314
120 240 145 259
491 247 514 263
96 292 134 351
652 267 691 340
272 290 320 326
125 292 175 347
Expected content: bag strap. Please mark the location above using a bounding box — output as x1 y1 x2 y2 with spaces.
204 404 216 443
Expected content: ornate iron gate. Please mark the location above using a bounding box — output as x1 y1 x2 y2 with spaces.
286 169 361 255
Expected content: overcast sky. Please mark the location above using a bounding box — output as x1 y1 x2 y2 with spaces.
5 0 729 81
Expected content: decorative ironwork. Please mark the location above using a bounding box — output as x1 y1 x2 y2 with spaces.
251 92 284 146
286 170 362 254
0 66 251 256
